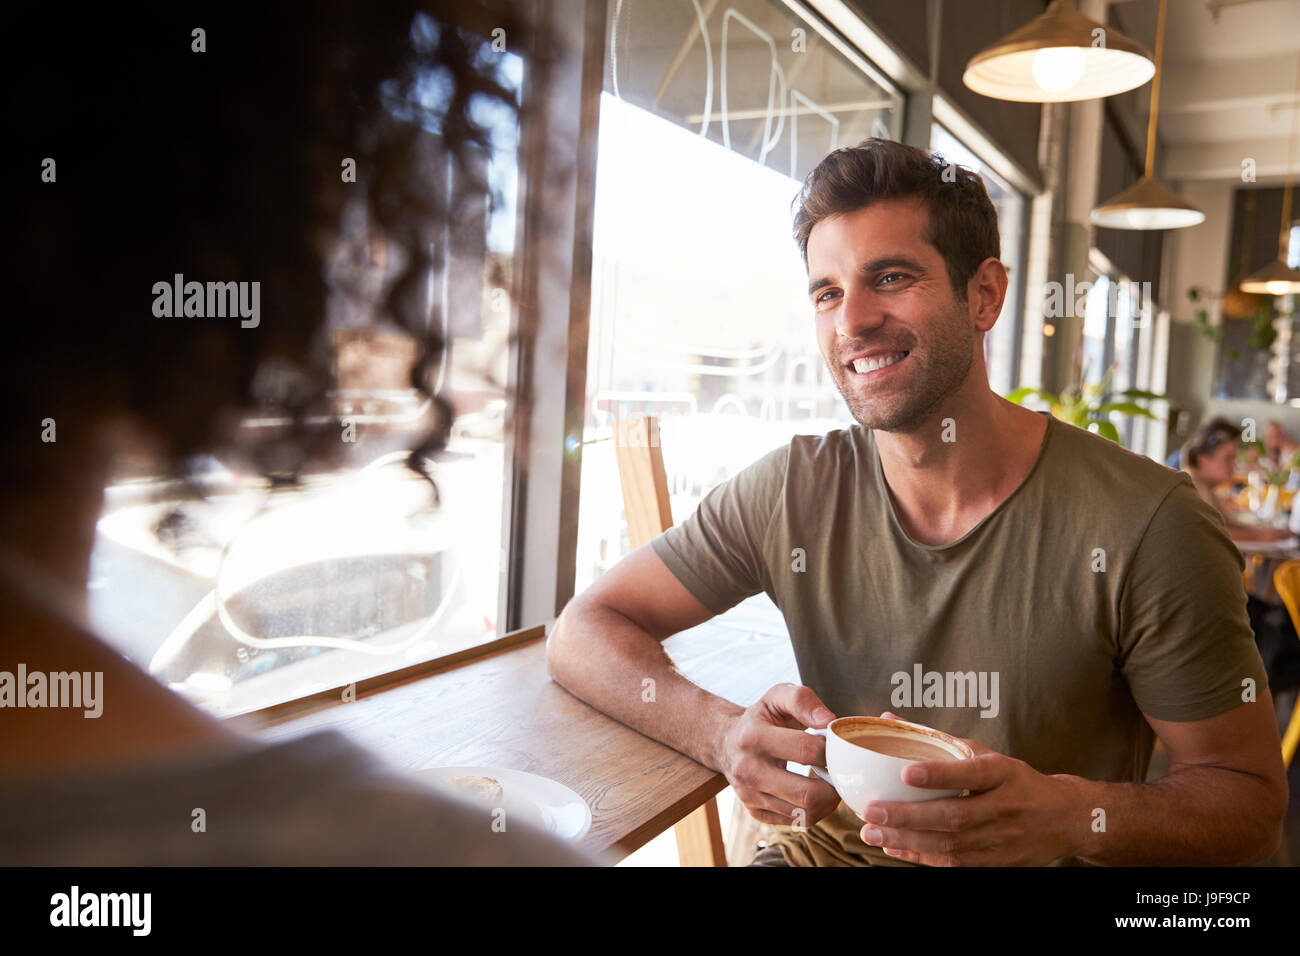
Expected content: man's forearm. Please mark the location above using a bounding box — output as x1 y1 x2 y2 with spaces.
1064 767 1285 865
546 600 743 773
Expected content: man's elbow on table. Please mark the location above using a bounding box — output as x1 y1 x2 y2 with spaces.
546 603 575 684
546 595 606 691
547 544 717 691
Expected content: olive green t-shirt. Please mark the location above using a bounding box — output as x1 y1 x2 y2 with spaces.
650 414 1269 866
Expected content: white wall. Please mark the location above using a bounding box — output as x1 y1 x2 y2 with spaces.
1158 180 1300 442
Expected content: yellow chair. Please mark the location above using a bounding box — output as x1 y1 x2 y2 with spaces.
1268 560 1300 769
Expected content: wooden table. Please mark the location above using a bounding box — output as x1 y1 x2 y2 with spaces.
230 600 799 863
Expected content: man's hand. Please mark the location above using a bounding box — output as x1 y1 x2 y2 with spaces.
719 683 841 828
858 715 1086 866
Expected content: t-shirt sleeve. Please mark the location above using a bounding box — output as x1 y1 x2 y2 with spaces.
649 443 789 615
1116 475 1270 722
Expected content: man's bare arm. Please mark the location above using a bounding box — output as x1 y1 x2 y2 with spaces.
1067 694 1289 865
546 543 840 825
546 543 740 771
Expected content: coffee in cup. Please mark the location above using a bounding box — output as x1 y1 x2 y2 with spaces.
806 716 973 819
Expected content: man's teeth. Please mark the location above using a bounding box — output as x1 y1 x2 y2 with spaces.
852 351 907 374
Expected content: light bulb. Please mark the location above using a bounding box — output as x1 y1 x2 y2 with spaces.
1031 47 1086 94
1267 281 1294 295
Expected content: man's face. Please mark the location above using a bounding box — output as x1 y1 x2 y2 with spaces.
806 198 982 432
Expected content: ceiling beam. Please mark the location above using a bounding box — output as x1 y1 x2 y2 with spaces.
1160 54 1300 113
1164 136 1300 180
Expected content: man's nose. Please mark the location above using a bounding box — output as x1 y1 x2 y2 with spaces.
834 288 886 338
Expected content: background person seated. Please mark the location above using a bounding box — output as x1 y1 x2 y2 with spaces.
1265 420 1299 469
1180 420 1292 544
1180 422 1300 740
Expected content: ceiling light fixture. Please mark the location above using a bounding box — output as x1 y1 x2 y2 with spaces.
1240 52 1300 295
963 0 1154 103
1090 0 1205 231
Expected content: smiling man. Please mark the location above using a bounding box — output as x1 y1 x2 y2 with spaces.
547 138 1288 866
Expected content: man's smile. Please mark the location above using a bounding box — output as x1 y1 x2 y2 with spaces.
845 349 910 380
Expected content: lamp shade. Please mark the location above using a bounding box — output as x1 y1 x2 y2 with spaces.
1239 257 1300 296
1090 175 1206 230
964 0 1154 102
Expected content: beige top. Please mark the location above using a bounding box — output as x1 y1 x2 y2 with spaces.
652 416 1267 866
0 728 599 865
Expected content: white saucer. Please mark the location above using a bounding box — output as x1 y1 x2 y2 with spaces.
413 765 592 841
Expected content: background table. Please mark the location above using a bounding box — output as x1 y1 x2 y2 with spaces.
1238 539 1300 604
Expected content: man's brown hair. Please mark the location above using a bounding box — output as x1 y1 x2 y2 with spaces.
792 138 1001 300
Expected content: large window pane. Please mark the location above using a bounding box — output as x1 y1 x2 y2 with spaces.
607 0 900 182
1111 279 1137 445
929 124 1027 396
87 51 525 717
577 0 901 591
1082 272 1111 388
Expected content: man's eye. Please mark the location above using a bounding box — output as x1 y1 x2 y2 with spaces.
880 272 908 286
815 289 840 304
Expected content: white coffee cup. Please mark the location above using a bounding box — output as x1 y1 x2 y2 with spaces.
806 716 974 818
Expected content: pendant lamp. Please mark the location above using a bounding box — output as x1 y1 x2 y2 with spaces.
963 0 1154 103
1240 52 1300 295
1091 0 1204 230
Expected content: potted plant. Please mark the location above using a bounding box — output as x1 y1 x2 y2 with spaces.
1006 362 1163 445
1187 283 1276 361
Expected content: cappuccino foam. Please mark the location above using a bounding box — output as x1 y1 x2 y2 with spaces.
845 732 957 762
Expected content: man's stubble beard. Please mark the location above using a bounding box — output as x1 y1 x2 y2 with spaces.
829 300 976 433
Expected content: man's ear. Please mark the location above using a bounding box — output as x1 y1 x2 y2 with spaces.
969 257 1008 333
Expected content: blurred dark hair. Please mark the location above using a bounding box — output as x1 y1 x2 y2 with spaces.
791 138 1000 300
5 0 542 500
1183 417 1242 470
